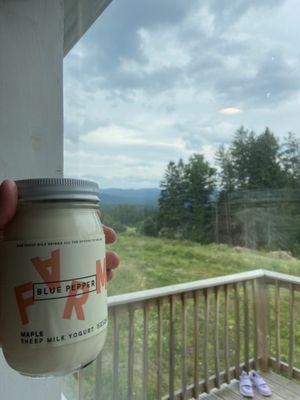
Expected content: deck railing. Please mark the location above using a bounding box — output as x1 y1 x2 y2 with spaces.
68 269 300 400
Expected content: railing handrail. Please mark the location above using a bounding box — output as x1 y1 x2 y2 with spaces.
108 269 300 307
108 269 263 307
263 269 300 284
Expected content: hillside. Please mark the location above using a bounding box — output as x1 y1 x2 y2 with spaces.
108 231 300 296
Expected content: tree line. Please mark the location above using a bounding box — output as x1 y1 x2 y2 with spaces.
101 127 299 253
101 204 157 234
155 127 300 253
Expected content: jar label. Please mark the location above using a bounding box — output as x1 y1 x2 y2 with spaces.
1 235 107 348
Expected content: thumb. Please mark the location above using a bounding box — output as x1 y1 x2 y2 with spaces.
0 180 18 228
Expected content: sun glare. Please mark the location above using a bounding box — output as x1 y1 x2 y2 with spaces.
219 107 242 115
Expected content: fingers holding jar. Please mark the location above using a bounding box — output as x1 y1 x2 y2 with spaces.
0 179 18 349
103 226 120 281
0 180 18 229
103 225 116 244
105 251 120 281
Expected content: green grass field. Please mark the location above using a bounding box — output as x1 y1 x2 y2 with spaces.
108 230 300 296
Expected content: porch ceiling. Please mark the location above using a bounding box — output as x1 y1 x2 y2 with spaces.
64 0 113 56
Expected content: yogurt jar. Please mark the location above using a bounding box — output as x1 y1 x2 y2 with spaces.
0 178 108 377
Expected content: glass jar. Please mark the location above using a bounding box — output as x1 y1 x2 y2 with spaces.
0 178 107 377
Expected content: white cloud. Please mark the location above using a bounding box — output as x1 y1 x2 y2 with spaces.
64 147 168 188
64 123 192 188
64 0 300 188
120 27 192 75
81 125 186 153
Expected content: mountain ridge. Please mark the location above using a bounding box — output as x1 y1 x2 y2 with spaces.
100 188 160 206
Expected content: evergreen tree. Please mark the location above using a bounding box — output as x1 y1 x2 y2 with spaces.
142 216 159 237
248 127 284 189
215 144 235 191
230 126 254 189
158 155 215 242
280 132 300 188
183 154 216 242
158 159 186 238
217 126 285 191
215 126 299 250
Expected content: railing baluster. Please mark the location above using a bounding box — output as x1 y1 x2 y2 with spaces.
251 280 258 370
214 287 220 388
128 306 135 400
255 278 270 372
169 295 175 400
157 298 163 400
275 280 281 373
181 293 188 399
288 283 295 379
112 308 120 400
204 288 210 393
193 291 200 398
234 283 241 378
224 285 230 384
243 281 250 372
95 351 103 400
143 302 149 400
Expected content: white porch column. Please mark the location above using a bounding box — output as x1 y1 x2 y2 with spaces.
0 0 64 179
0 0 64 398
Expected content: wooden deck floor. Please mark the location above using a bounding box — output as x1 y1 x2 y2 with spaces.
199 372 300 400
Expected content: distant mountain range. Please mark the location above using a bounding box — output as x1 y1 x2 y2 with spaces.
100 188 160 206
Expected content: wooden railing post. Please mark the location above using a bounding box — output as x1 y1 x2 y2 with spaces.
181 293 188 400
288 283 296 379
113 308 120 400
253 278 270 372
203 289 210 393
169 295 175 400
193 291 200 398
143 302 150 400
128 307 135 400
214 287 221 388
234 283 241 378
274 280 281 373
157 299 163 399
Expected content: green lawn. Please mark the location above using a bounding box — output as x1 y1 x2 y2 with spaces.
108 230 300 295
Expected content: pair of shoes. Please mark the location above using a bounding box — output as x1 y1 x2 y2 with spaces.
239 370 272 397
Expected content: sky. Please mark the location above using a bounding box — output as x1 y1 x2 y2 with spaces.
64 0 300 189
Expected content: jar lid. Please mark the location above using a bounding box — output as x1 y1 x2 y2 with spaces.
15 178 100 202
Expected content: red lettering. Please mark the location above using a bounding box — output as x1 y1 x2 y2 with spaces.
14 282 34 325
31 249 61 289
62 280 89 320
96 258 107 293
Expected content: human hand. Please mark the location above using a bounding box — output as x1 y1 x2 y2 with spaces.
103 226 120 281
0 180 119 280
0 180 18 230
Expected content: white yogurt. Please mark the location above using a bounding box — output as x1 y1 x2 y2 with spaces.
0 179 107 377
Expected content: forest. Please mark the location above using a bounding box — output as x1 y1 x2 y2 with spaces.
102 127 300 254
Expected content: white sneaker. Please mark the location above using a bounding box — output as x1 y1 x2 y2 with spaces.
250 371 272 397
239 371 254 398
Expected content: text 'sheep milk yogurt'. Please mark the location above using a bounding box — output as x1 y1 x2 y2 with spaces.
0 178 108 377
